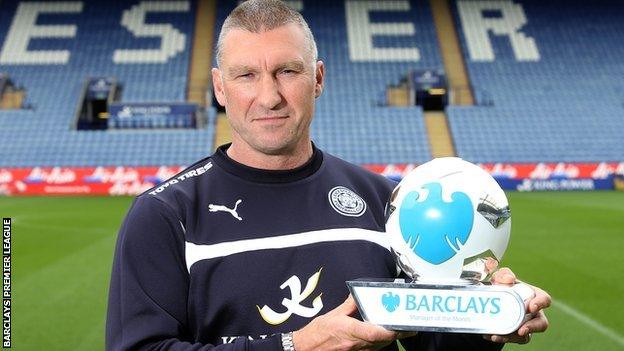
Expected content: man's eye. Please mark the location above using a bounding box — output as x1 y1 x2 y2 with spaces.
238 73 253 79
281 69 297 75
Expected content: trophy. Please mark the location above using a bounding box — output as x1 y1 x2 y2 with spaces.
347 157 533 334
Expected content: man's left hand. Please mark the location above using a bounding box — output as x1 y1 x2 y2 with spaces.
484 267 551 344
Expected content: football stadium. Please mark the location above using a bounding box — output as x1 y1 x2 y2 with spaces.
0 0 623 349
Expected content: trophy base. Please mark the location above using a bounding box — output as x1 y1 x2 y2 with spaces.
347 278 532 335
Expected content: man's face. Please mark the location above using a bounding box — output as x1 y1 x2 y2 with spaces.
213 24 324 156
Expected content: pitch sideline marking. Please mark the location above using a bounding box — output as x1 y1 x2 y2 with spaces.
552 299 624 347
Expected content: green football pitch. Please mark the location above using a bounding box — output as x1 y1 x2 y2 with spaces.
1 192 623 350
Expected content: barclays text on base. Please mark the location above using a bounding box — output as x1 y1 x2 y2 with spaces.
400 294 501 314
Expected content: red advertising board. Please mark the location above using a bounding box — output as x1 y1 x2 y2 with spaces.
0 166 184 196
0 162 623 196
362 162 624 181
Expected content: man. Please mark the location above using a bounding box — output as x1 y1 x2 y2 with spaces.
106 1 549 350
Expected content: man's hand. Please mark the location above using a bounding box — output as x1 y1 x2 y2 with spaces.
485 267 551 344
293 295 416 351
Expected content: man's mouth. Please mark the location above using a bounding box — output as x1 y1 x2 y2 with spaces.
254 115 289 122
255 116 288 121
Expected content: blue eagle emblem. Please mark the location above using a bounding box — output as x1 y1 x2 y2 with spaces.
398 182 474 265
381 292 400 312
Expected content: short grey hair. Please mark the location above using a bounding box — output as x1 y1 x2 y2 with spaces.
215 0 318 67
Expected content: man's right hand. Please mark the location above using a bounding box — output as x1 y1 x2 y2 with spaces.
292 295 416 351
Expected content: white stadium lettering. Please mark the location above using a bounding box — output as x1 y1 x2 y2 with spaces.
345 0 420 62
457 0 540 62
113 1 190 64
0 2 83 65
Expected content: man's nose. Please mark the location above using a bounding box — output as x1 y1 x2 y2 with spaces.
257 74 283 109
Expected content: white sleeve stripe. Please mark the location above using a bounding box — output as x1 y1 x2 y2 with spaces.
185 228 390 272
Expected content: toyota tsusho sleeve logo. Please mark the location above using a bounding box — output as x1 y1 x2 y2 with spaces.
328 186 367 217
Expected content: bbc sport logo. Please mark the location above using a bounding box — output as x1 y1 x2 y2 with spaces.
381 292 400 312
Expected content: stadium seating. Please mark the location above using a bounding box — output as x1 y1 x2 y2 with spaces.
448 0 624 162
0 0 215 167
1 0 622 167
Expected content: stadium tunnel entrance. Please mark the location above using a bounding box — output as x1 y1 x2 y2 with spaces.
75 77 120 130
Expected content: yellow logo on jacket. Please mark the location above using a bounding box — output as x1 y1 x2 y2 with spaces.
257 268 324 325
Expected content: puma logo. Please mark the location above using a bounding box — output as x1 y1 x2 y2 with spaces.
208 199 243 221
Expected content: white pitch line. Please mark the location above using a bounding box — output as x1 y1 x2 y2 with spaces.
553 299 624 347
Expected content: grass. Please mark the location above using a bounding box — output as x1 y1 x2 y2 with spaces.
500 192 624 351
2 192 623 350
4 196 131 350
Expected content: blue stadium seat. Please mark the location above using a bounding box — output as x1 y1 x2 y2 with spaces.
3 0 620 167
0 0 215 167
448 0 624 162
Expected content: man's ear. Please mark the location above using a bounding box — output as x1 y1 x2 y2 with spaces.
314 60 325 98
212 68 226 107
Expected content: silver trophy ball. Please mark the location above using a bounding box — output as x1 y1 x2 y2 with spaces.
385 157 512 284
